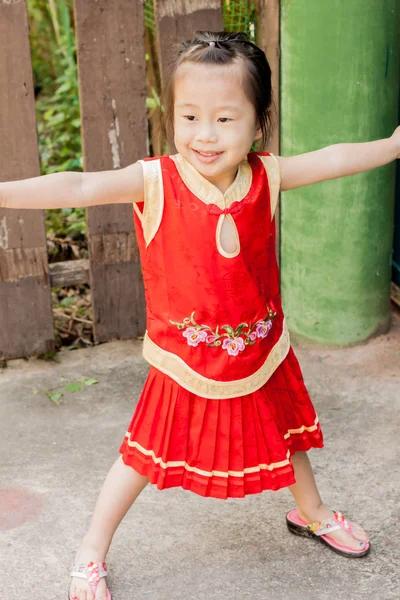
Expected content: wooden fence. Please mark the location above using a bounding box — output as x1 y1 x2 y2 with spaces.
0 0 280 360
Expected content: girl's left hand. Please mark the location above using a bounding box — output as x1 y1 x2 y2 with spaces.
391 126 400 159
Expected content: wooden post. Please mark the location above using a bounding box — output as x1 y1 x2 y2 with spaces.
155 0 223 148
0 0 55 359
256 0 281 261
155 1 223 82
154 0 223 152
74 0 147 342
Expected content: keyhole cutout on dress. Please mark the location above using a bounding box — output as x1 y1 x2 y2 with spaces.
216 214 240 258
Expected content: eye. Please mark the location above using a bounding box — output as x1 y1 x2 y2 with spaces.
218 118 232 123
184 115 196 121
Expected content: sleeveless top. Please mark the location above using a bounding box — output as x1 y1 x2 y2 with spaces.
132 152 290 399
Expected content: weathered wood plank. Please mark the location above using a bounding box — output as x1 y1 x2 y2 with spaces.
74 0 147 342
49 259 90 287
256 0 281 262
155 0 223 82
0 0 55 359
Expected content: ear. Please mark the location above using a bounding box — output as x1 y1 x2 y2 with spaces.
254 125 263 141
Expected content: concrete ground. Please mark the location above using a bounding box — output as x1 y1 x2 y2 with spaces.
0 312 399 600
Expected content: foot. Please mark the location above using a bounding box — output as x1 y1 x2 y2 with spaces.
69 541 109 600
296 504 369 551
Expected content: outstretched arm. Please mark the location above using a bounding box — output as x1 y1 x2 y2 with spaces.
277 126 400 192
0 162 144 209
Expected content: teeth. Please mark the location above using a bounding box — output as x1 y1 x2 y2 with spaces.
197 151 218 156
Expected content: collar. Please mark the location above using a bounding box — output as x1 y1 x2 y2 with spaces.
170 153 252 209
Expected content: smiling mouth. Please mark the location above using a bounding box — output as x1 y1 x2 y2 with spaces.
193 150 222 156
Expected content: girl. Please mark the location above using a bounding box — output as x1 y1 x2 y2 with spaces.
1 30 399 600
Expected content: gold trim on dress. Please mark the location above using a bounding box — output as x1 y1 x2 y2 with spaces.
123 438 292 477
122 415 321 479
256 153 281 218
216 214 241 258
135 159 164 247
141 319 291 399
283 416 320 439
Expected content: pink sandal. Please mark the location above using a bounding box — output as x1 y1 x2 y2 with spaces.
69 561 112 599
286 509 371 558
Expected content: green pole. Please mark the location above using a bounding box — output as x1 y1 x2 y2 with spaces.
280 1 400 345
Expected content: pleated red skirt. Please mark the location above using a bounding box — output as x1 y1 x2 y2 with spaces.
119 347 324 499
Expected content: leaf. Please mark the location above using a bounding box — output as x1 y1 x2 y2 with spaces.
56 81 72 94
221 324 235 337
82 378 99 386
37 351 60 362
44 108 55 120
60 296 76 307
235 323 248 336
146 98 157 109
64 381 83 393
46 391 63 404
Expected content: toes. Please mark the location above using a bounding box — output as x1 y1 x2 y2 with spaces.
343 536 366 551
86 588 95 600
351 522 369 542
346 531 368 550
77 589 93 600
345 529 368 550
95 581 108 600
69 586 78 600
69 580 96 600
344 536 365 551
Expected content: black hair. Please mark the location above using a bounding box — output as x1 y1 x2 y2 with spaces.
161 31 274 150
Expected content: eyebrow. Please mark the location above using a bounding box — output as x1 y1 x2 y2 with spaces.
175 103 241 111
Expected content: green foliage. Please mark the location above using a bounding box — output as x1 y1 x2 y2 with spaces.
29 0 81 174
37 47 81 176
223 1 257 40
46 207 87 242
28 0 59 85
144 0 156 35
28 0 84 239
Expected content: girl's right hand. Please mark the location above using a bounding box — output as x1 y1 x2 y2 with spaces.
0 161 144 210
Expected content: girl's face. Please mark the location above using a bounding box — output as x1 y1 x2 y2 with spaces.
173 61 261 193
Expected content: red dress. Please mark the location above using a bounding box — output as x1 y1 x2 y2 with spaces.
119 152 323 499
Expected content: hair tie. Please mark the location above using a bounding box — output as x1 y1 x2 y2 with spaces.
209 41 216 47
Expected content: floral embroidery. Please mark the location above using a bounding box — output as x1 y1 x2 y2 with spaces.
170 309 276 355
183 327 208 347
222 337 245 356
256 321 272 338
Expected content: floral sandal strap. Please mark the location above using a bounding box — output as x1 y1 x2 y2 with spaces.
307 511 354 537
71 561 108 585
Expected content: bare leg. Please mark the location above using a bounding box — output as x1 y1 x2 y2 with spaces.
69 456 148 600
288 452 369 550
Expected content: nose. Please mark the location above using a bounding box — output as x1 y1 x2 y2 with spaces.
196 121 218 144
